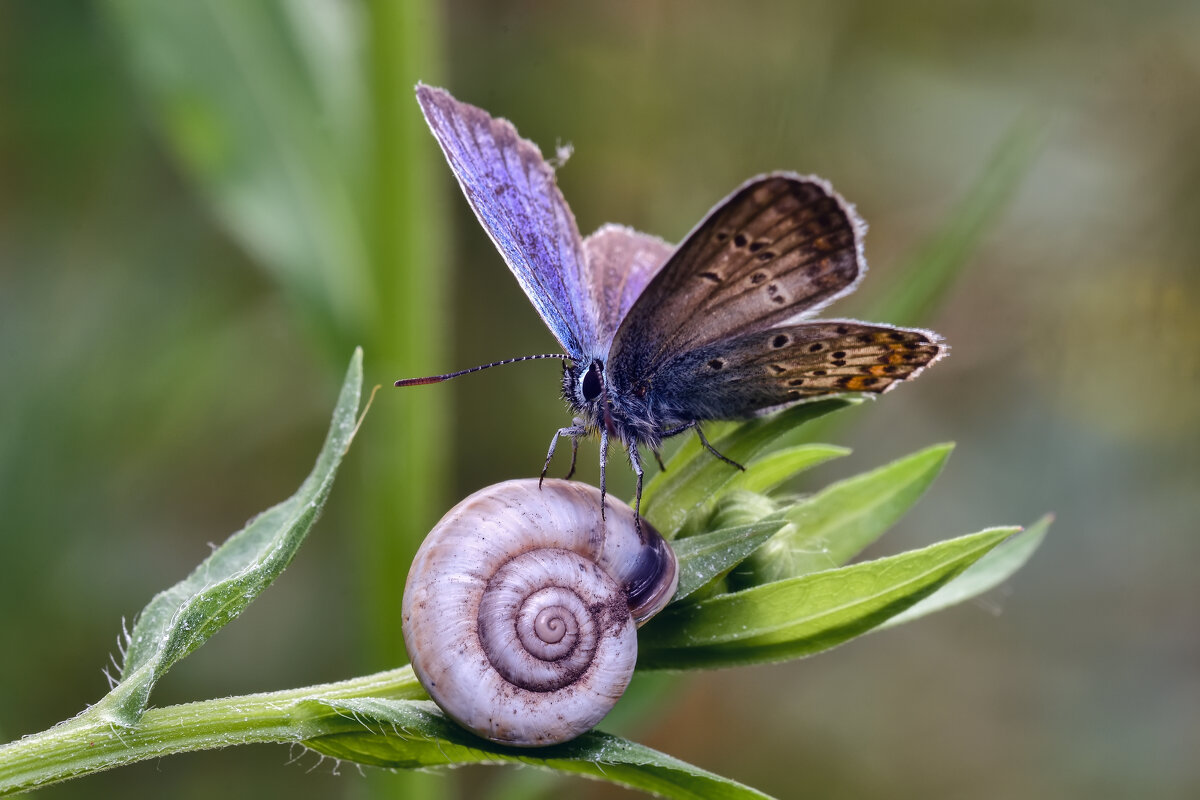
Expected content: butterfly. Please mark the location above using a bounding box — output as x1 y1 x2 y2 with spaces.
397 85 946 523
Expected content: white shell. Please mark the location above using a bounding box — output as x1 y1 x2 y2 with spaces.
402 479 679 747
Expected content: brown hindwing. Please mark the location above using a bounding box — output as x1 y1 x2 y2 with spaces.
657 321 945 420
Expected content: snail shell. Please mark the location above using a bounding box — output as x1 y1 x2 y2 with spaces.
402 478 679 747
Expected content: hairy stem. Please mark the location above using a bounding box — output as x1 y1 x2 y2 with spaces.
0 667 425 796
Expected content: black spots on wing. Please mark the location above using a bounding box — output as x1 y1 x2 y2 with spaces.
768 364 786 374
888 331 906 341
734 233 748 248
747 239 776 261
812 369 827 376
772 334 789 348
766 284 785 305
787 378 806 387
750 272 768 285
715 231 729 242
836 325 851 335
839 374 882 391
857 334 874 344
707 358 725 371
832 351 846 359
699 271 722 284
808 342 824 353
831 359 847 367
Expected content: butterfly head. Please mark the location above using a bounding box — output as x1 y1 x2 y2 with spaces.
562 358 605 419
562 357 660 448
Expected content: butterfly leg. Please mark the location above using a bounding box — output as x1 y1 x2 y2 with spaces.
598 425 609 521
627 442 645 533
563 417 584 480
541 424 586 488
564 437 580 480
692 422 745 471
652 448 667 472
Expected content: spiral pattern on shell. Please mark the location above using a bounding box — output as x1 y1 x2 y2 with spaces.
402 479 679 747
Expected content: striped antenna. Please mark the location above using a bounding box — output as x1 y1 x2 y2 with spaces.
395 353 572 387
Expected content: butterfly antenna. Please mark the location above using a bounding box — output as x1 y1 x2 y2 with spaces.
394 354 572 387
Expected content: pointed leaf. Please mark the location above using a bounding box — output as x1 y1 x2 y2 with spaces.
740 443 953 583
880 514 1050 629
640 526 1017 670
718 444 850 497
303 698 772 800
97 349 365 725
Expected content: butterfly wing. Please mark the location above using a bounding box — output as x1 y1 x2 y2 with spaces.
417 85 598 355
645 321 945 421
608 174 944 422
582 224 674 345
609 174 865 381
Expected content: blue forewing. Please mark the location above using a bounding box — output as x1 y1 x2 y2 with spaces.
416 85 600 358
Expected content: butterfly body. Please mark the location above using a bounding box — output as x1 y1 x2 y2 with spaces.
399 85 947 518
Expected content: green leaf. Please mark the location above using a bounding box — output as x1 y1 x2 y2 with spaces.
719 444 850 496
639 526 1017 670
673 444 850 539
642 399 857 535
95 349 365 726
880 514 1051 629
302 698 772 800
669 518 790 602
738 443 953 584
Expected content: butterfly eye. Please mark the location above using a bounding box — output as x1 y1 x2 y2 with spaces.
582 361 603 402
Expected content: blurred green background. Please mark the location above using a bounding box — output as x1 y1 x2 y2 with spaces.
2 1 1197 798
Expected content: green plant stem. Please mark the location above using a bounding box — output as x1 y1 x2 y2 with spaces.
360 0 447 668
0 667 425 796
360 3 445 797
